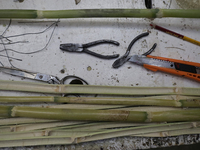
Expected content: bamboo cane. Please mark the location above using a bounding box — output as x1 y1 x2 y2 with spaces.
1 95 200 108
0 80 200 96
0 9 199 19
134 127 200 137
1 105 200 122
0 122 197 147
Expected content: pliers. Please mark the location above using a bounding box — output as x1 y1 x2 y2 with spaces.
112 32 200 82
60 40 120 59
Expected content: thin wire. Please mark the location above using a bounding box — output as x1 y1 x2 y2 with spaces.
168 0 172 8
1 19 11 37
0 19 12 67
3 20 60 39
1 38 16 68
1 20 59 55
0 19 59 68
0 41 28 45
0 54 22 61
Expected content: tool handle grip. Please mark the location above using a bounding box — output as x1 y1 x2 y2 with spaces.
146 55 200 67
82 40 120 47
83 48 119 59
144 64 200 82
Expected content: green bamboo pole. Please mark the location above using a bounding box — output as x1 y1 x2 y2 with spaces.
1 95 200 108
0 9 200 19
0 80 200 96
1 105 200 122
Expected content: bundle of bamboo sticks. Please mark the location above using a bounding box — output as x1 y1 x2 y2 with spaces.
0 80 200 147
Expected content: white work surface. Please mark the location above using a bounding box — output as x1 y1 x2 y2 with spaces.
0 0 200 149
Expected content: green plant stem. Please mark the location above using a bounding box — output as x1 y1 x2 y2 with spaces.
0 80 200 96
0 9 200 19
1 105 200 122
1 95 200 108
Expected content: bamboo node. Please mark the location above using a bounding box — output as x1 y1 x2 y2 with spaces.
72 137 79 144
174 87 182 94
10 126 16 132
42 130 50 136
192 122 197 128
145 112 152 122
162 132 169 137
37 10 44 19
11 106 17 117
156 9 163 18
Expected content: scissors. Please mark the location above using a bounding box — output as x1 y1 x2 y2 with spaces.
0 66 88 85
113 32 200 82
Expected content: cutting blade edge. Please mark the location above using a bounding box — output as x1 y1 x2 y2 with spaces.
0 67 36 79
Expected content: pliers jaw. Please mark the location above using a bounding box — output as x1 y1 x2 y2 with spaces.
112 32 157 68
60 43 83 52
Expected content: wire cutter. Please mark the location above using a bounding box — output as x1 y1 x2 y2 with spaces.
60 39 120 59
112 32 200 82
0 66 88 85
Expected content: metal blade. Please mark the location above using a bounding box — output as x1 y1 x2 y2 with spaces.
128 55 175 69
0 67 37 79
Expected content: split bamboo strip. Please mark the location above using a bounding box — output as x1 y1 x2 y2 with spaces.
1 95 200 108
0 121 86 133
134 127 200 137
0 118 58 126
47 104 126 110
1 105 200 122
0 9 200 19
0 80 200 96
0 122 197 147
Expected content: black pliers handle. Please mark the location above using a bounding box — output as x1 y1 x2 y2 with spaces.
60 40 120 59
145 0 152 9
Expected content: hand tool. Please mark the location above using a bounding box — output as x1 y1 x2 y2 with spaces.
60 39 120 59
0 66 88 85
150 23 200 46
112 32 200 82
145 0 152 9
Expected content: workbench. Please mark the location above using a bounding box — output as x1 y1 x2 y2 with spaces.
0 0 200 149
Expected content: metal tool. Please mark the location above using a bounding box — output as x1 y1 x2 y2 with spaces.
112 32 200 82
145 0 152 9
60 39 120 59
0 66 88 85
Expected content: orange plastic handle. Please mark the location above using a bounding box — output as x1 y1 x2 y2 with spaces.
144 64 200 82
146 55 200 67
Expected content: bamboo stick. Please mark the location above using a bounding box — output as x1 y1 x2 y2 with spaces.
0 122 197 147
0 9 199 19
0 121 86 133
0 118 58 126
134 127 200 137
0 80 200 96
1 105 200 122
1 95 200 108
